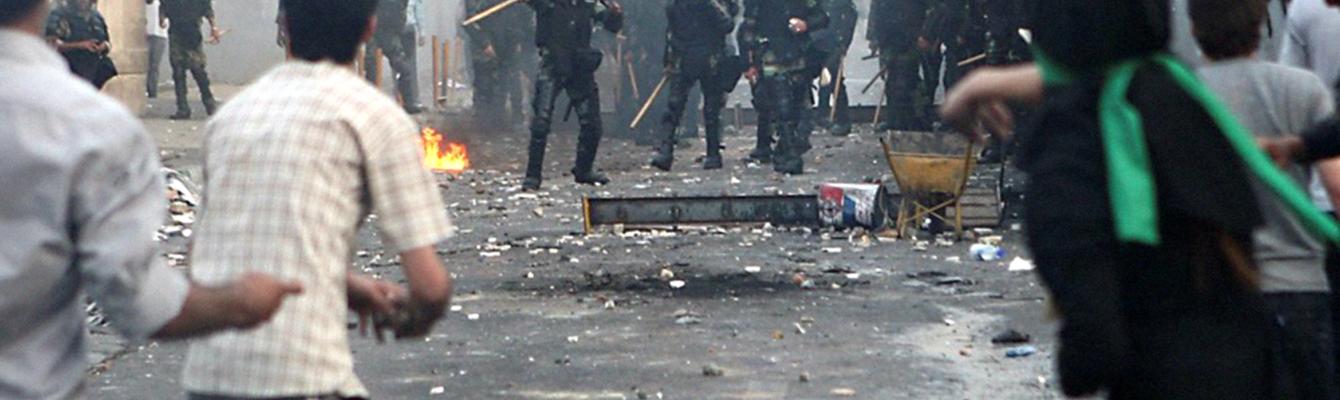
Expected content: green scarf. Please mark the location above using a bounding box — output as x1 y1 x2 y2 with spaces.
1037 52 1340 245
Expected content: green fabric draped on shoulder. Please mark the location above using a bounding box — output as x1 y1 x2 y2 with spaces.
1033 50 1340 246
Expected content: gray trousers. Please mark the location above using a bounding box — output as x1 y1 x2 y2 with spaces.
146 35 167 97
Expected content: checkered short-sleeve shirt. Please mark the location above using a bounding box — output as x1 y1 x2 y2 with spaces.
183 62 453 398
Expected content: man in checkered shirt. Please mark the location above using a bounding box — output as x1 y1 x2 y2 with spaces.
183 1 455 398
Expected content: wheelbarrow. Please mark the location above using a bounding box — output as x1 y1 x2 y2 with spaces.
880 131 977 238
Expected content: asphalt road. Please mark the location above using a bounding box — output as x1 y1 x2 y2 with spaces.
88 90 1060 399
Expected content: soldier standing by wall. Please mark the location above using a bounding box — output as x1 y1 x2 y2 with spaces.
740 0 828 175
814 0 856 136
365 0 423 114
467 0 533 127
521 0 624 191
869 0 930 132
159 0 219 119
918 0 947 127
649 0 740 171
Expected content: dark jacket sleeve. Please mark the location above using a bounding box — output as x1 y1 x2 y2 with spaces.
1302 116 1340 163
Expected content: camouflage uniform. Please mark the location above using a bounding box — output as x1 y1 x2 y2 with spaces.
813 0 857 135
740 0 829 175
869 0 931 131
649 0 741 171
160 0 217 118
364 0 422 113
467 0 534 125
522 0 623 190
44 4 110 88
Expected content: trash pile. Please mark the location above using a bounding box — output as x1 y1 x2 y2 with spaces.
159 168 200 269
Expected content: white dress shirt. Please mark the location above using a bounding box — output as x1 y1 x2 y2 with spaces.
0 29 190 399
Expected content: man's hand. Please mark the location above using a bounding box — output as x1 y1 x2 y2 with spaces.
226 272 304 329
745 66 760 84
788 18 808 33
483 44 497 59
208 27 223 44
348 273 405 342
1259 136 1305 168
940 65 1044 142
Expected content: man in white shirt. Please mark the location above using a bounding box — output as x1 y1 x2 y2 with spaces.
0 1 302 398
183 1 455 398
146 0 169 98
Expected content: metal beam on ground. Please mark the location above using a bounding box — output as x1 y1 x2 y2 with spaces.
583 195 821 234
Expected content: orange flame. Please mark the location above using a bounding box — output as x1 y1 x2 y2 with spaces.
421 127 470 174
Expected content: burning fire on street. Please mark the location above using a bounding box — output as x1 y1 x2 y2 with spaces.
421 127 470 174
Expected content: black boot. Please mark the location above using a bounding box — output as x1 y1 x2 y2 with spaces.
773 123 803 175
573 139 610 185
524 128 547 191
748 122 773 163
703 117 723 170
650 142 674 171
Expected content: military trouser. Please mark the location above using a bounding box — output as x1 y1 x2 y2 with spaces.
364 29 420 108
526 65 605 184
657 71 728 160
749 79 775 160
880 49 926 131
757 72 811 174
918 44 943 125
816 51 851 128
169 35 215 115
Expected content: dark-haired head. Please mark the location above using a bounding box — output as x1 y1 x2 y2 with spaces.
280 0 378 64
0 0 47 28
1189 0 1265 61
1032 0 1170 72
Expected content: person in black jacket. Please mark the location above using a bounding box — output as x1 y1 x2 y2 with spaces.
814 0 857 136
649 0 740 171
868 0 932 131
942 0 1293 397
739 0 828 175
521 0 623 191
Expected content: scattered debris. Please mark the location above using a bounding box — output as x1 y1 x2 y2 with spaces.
992 329 1033 345
793 322 808 335
799 372 811 383
831 388 857 397
970 244 1005 261
1005 345 1038 358
1008 257 1036 272
669 280 687 289
429 386 445 395
744 266 762 274
701 363 724 377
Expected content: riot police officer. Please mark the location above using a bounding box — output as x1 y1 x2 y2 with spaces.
869 0 932 132
740 0 828 175
814 0 856 136
467 0 533 126
650 0 740 171
522 0 624 191
365 0 423 113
